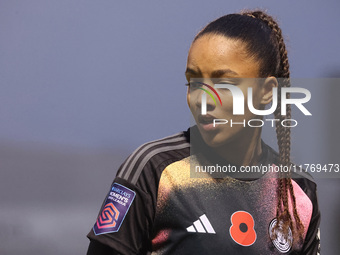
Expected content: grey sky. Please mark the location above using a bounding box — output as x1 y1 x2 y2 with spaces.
1 0 339 150
1 1 340 254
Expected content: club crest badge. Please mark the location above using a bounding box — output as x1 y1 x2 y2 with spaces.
269 218 293 253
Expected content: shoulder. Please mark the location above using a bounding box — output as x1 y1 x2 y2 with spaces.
291 170 318 207
262 141 318 198
116 130 190 186
263 142 317 209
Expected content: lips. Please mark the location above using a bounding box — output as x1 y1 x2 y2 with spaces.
198 114 216 124
197 114 217 131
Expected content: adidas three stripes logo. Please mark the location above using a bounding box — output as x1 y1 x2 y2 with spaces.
186 214 216 234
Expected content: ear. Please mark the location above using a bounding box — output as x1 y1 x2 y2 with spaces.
261 77 278 105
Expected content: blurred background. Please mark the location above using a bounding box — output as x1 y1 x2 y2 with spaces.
1 0 339 254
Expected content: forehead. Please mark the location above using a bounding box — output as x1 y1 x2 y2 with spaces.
187 34 260 78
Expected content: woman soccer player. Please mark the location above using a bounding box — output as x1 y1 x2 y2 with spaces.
86 10 320 254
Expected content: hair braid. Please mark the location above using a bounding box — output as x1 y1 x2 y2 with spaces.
194 9 306 245
242 10 304 242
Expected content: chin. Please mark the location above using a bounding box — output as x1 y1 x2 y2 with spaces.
200 130 232 148
198 125 243 148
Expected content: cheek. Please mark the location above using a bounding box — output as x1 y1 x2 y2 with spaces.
242 85 263 115
186 89 191 108
218 92 235 113
248 88 263 111
187 89 201 111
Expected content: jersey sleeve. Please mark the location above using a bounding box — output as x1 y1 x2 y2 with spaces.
87 176 153 254
86 131 190 254
299 179 321 255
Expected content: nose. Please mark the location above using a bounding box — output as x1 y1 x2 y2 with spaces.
195 88 216 114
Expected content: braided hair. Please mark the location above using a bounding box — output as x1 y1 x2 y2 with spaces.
193 10 304 242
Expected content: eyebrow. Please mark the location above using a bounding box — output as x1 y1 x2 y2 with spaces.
211 69 238 77
185 67 239 77
185 67 201 76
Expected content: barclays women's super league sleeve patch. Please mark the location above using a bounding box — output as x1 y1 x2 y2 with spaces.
93 183 135 235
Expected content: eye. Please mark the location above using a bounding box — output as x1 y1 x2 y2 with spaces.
213 79 240 92
185 81 203 90
214 78 239 85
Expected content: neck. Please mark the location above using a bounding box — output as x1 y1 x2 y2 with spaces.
213 127 263 166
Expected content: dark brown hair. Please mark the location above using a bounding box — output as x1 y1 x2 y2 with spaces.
194 10 304 242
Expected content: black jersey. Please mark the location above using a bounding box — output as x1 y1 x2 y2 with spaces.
87 126 320 255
